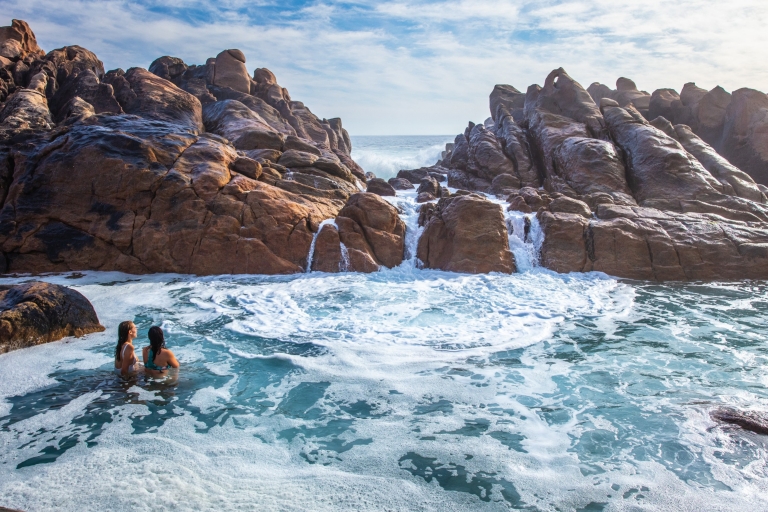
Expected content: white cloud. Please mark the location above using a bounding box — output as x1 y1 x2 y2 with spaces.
2 0 768 135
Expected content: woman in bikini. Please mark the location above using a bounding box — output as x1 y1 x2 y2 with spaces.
115 320 139 377
142 326 179 377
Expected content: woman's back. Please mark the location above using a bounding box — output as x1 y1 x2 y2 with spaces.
142 326 179 373
142 345 179 370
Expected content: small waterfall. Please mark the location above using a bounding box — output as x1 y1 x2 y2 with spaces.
306 218 338 272
506 210 544 271
383 191 424 269
339 242 350 271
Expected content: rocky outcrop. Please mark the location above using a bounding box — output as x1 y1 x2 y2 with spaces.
213 49 250 94
711 407 768 436
401 66 768 281
311 193 405 272
417 194 514 274
366 178 395 196
0 281 105 353
0 20 362 276
718 88 768 186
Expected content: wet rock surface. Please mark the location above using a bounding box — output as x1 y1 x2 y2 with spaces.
711 407 768 436
0 281 105 353
311 193 405 272
417 194 515 274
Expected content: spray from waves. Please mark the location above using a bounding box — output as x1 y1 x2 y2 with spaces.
350 135 454 180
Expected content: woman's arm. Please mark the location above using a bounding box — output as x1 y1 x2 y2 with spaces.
121 345 135 376
165 349 180 368
142 346 149 364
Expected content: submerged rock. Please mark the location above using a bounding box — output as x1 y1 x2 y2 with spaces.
0 281 105 353
711 407 768 436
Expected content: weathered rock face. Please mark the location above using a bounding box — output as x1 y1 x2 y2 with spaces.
366 177 395 196
0 20 363 276
417 194 515 274
213 49 250 94
403 66 768 281
311 193 405 272
719 88 768 186
0 281 105 353
539 205 768 281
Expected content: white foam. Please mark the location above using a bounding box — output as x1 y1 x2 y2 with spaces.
1 272 767 511
350 137 452 180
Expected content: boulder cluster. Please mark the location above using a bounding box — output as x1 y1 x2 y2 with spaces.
0 19 395 275
413 68 768 280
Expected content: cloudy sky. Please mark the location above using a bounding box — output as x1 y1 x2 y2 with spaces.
3 0 768 135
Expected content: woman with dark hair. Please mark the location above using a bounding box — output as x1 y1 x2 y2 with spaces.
115 321 139 376
142 326 179 376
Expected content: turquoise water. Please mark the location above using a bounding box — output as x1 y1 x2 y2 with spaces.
0 138 767 510
1 270 767 511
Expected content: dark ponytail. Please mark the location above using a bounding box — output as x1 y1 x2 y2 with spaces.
148 326 166 364
115 321 133 361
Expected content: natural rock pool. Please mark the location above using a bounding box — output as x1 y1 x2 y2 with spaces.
1 266 767 510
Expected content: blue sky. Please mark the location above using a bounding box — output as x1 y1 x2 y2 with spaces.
2 0 767 135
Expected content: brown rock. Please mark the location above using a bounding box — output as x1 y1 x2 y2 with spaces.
537 211 589 273
0 19 44 62
106 67 203 133
311 193 405 272
0 86 53 131
550 196 591 218
48 68 122 121
203 99 282 149
527 68 606 139
310 222 343 272
417 194 515 273
648 88 683 123
279 149 319 168
388 177 414 190
673 124 764 203
489 84 525 122
366 178 396 196
213 49 250 94
0 282 105 353
232 156 262 180
602 104 723 205
551 137 636 205
489 173 521 196
467 124 517 183
417 176 441 197
719 88 768 185
494 114 539 187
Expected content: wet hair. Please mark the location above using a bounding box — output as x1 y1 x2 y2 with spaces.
148 326 166 364
115 321 133 361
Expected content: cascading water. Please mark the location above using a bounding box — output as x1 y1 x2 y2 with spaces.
305 218 338 272
306 187 545 274
505 209 544 271
383 189 425 269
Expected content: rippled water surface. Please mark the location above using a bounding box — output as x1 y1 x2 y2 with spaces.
1 268 767 511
